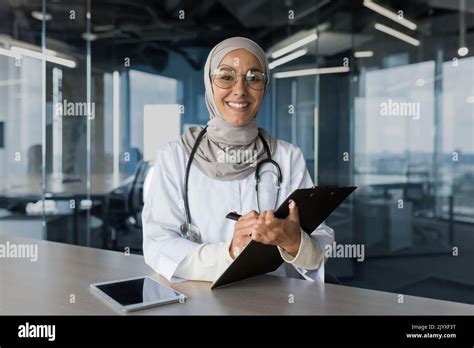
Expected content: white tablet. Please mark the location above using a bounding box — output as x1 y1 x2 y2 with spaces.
90 276 187 312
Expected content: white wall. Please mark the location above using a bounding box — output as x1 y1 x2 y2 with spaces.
143 104 181 162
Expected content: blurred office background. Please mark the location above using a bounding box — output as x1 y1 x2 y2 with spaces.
0 0 473 304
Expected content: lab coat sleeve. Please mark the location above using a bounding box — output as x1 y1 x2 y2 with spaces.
277 146 335 282
174 239 234 281
142 144 201 281
277 228 321 270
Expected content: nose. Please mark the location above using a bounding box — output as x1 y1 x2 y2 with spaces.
232 76 248 97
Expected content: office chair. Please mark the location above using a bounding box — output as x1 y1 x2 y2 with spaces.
126 161 151 228
106 161 150 251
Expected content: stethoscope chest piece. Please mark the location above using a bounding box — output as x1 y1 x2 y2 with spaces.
180 223 201 242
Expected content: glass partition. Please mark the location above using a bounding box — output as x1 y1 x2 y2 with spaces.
0 2 47 241
329 0 473 303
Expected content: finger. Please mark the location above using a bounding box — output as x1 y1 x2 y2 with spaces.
257 211 266 225
265 210 276 226
239 210 259 221
235 217 258 230
236 237 252 250
287 199 300 224
235 227 253 238
253 223 273 243
251 230 261 242
232 237 251 258
242 236 252 246
250 223 265 239
231 246 241 258
234 227 253 240
253 230 273 245
265 232 280 245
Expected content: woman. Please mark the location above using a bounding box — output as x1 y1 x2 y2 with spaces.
142 37 334 283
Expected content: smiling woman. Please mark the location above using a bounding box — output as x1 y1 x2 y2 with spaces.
142 37 334 283
211 48 266 126
182 37 276 182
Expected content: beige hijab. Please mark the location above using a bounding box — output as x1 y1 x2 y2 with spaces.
181 37 277 181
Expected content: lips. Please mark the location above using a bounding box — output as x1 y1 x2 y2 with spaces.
226 101 250 110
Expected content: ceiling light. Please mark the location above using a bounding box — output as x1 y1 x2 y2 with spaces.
0 35 56 56
458 47 469 56
82 33 98 41
0 47 21 59
354 51 374 58
31 11 52 21
10 47 76 68
44 48 58 56
271 33 318 59
415 79 425 87
459 0 467 59
374 23 420 46
269 49 307 69
363 0 417 30
466 96 474 103
273 66 349 79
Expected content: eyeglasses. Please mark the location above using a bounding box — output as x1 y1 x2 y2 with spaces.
211 66 266 90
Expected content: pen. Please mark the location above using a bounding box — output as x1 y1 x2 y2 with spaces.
225 212 242 221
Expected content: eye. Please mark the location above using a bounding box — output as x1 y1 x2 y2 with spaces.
215 69 234 79
246 71 265 85
214 73 232 81
247 75 257 82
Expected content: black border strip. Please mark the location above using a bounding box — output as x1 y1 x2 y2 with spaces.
0 315 472 345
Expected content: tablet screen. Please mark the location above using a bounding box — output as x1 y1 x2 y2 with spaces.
95 277 182 306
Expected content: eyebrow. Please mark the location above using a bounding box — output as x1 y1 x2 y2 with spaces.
217 64 264 72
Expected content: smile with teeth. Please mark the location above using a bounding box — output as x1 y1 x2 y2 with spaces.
226 101 250 109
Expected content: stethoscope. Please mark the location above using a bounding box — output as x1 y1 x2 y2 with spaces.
180 125 282 242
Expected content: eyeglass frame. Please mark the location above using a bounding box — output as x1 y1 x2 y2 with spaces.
211 65 267 90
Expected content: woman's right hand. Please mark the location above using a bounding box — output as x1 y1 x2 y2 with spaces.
229 210 259 259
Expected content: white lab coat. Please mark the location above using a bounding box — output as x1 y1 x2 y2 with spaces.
142 138 334 283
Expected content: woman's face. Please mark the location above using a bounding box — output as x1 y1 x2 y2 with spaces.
212 49 265 126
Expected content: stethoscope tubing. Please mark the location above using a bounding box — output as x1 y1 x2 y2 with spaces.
184 127 282 226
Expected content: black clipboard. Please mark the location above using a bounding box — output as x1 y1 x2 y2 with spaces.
211 186 357 289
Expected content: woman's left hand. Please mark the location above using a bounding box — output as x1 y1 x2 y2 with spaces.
250 200 301 257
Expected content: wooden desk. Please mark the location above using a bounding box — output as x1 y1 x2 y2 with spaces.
1 236 473 315
0 174 130 197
